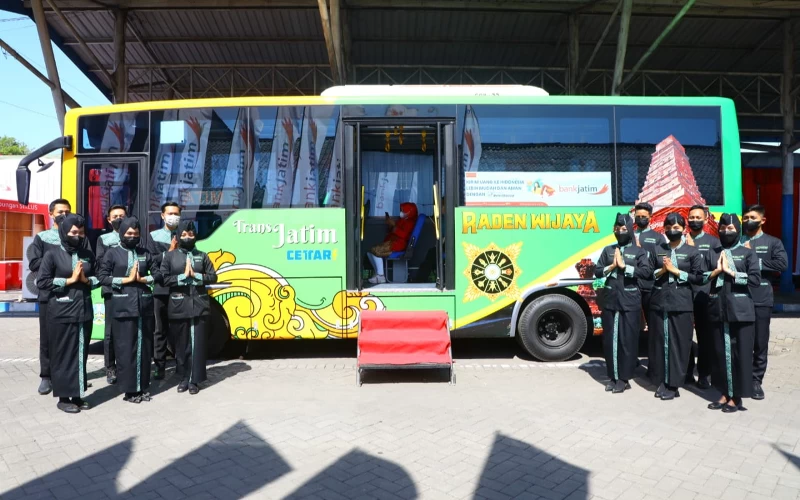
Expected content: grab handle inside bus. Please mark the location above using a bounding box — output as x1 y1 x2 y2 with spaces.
432 184 441 240
15 136 72 205
360 185 366 241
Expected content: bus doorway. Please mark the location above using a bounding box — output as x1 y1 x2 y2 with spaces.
345 119 454 291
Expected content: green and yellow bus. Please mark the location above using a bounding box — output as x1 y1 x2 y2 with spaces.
16 85 741 361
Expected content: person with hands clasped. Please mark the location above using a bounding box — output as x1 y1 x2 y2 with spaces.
160 220 217 395
647 213 704 401
704 214 760 413
98 217 159 404
36 214 100 414
594 214 653 394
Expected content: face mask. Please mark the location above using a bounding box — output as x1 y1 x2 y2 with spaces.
121 236 140 249
111 219 123 231
54 214 66 226
165 215 181 228
635 216 649 229
399 211 407 219
720 231 739 248
743 220 761 233
615 231 631 246
65 235 84 251
179 237 195 250
665 230 683 242
688 220 704 232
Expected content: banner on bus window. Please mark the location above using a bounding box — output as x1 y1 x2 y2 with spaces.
464 171 612 207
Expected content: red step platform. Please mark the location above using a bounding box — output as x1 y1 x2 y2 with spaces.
357 310 454 386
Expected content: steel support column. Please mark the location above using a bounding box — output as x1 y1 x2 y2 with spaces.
330 0 345 83
317 0 341 85
568 14 579 95
611 0 632 96
577 0 621 91
114 9 128 103
0 37 80 109
781 20 795 291
31 0 66 131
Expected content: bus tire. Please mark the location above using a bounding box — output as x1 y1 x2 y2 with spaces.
517 294 587 362
207 300 230 360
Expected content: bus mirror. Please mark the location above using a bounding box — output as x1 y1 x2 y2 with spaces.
16 167 31 206
15 136 72 206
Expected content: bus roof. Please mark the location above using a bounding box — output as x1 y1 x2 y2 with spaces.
320 85 549 97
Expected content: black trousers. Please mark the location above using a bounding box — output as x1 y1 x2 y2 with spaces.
49 320 92 398
111 316 154 394
642 290 654 377
103 299 116 370
752 306 772 384
38 302 50 378
711 321 755 399
170 318 207 384
648 309 694 388
687 297 714 380
153 295 171 367
602 309 640 382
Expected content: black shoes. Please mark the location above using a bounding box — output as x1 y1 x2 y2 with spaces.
124 393 142 404
177 381 189 393
722 403 738 413
71 398 91 410
660 387 680 400
753 382 765 400
153 364 165 380
57 401 80 414
38 378 52 395
106 368 117 385
708 401 725 410
612 380 631 394
188 384 199 395
605 381 616 392
654 383 666 398
696 376 712 390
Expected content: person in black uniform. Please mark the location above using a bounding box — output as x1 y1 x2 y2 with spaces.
36 214 100 414
160 220 217 394
29 198 89 396
632 202 663 379
594 214 652 393
96 204 128 386
147 201 181 380
741 204 788 400
98 217 159 403
648 213 704 401
704 214 760 413
685 204 721 389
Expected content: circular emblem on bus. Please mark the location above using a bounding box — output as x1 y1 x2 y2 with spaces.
462 242 523 303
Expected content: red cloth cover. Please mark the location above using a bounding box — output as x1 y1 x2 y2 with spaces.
358 310 451 367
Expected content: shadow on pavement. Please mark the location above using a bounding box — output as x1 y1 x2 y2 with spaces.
474 433 589 499
148 360 251 397
284 449 418 499
2 422 291 500
775 444 800 472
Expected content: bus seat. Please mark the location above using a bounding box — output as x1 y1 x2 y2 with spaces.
385 214 426 283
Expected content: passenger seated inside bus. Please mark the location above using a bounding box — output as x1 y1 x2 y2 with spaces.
366 202 418 284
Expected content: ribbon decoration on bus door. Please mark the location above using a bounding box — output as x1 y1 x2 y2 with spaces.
292 106 334 208
95 113 136 229
264 107 301 208
462 105 482 173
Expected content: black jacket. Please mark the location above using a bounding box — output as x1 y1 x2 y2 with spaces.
634 228 663 292
649 240 704 313
704 245 761 323
690 232 721 302
147 227 175 296
36 247 99 323
743 232 788 307
29 228 90 303
160 248 218 319
97 245 160 319
594 244 652 311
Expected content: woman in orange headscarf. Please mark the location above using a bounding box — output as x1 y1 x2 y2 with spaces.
366 202 418 284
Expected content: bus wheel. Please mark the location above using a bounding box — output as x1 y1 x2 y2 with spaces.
207 300 230 360
517 294 587 362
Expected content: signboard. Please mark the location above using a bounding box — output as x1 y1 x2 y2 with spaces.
464 171 612 207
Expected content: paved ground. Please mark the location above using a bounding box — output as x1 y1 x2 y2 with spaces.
0 317 799 500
